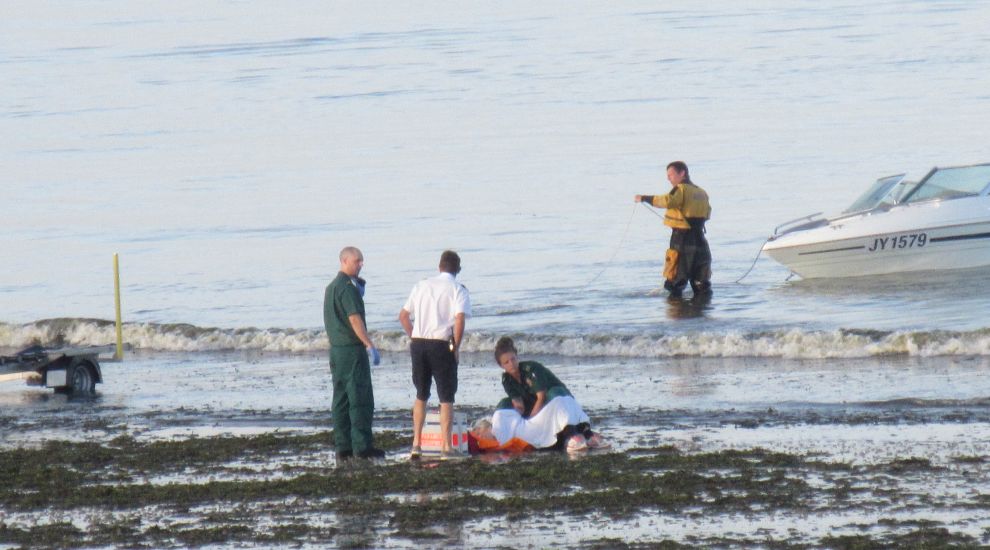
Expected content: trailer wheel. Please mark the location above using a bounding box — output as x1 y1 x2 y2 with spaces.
68 361 97 396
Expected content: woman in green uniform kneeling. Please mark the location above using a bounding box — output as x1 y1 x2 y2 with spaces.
493 336 604 450
495 337 570 418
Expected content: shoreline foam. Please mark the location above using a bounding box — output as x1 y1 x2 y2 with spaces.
4 318 990 358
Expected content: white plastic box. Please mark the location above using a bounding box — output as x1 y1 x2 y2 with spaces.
420 410 469 457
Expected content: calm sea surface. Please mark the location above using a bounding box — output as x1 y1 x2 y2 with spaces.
4 1 990 355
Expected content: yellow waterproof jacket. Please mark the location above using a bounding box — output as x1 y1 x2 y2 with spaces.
648 182 711 230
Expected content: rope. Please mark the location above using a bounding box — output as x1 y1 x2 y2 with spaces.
734 237 769 283
577 202 777 291
645 202 769 284
640 201 666 221
576 203 640 291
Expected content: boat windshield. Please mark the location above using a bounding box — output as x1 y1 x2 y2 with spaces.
843 174 909 213
901 164 990 204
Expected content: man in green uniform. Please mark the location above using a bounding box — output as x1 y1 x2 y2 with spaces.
634 160 713 297
323 246 384 461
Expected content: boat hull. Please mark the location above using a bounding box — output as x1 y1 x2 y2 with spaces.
763 198 990 279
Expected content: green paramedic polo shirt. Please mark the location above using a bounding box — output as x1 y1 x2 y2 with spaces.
324 271 365 347
500 360 572 416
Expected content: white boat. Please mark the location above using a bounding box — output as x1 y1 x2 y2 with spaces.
762 163 990 279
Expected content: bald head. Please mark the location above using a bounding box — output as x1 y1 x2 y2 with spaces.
339 246 364 277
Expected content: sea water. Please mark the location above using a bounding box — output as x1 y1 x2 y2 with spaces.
4 1 990 356
4 5 990 545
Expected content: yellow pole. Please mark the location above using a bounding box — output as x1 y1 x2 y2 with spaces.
113 253 124 360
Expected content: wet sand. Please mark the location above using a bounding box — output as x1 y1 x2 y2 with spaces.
2 351 990 548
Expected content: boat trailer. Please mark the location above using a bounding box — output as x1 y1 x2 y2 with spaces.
0 345 113 396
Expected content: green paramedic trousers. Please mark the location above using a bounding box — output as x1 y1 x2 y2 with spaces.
330 344 375 453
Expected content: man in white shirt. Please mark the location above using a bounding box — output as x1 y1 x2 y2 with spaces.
399 250 471 460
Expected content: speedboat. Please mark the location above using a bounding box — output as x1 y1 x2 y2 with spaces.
762 163 990 279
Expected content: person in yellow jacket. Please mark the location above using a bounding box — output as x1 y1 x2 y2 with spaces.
634 161 712 297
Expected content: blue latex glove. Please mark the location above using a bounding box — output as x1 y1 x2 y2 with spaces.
368 346 381 366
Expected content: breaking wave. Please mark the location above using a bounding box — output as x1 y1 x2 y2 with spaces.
3 318 990 359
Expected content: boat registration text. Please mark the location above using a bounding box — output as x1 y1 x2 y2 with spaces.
867 233 928 252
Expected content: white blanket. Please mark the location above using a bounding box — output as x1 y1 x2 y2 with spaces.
490 396 590 448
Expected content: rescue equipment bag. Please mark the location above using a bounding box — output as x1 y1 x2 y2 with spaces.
663 248 679 281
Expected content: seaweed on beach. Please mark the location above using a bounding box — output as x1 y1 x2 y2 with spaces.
0 430 986 548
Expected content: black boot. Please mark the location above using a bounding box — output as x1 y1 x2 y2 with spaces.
690 280 712 296
664 278 687 298
357 447 386 459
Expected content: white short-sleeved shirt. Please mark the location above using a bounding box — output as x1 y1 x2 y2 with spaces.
402 272 471 340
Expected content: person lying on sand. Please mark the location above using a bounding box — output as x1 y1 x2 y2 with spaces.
470 394 606 453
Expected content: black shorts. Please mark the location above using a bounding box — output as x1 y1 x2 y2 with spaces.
410 338 458 403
